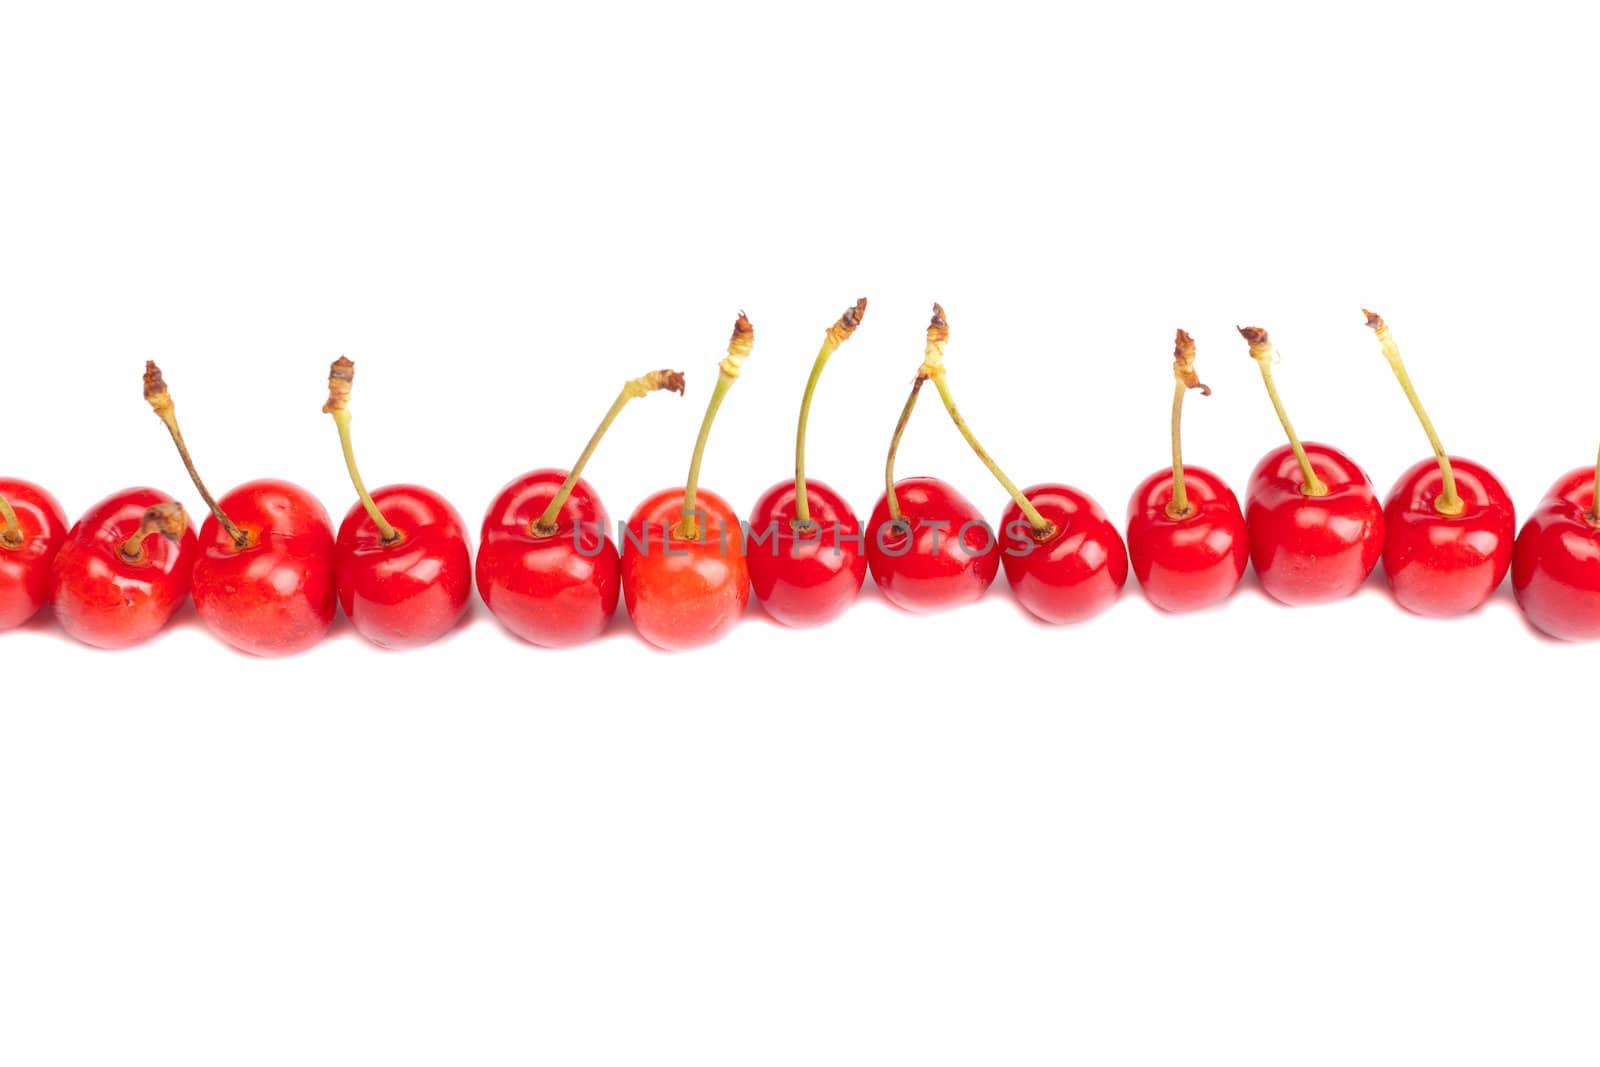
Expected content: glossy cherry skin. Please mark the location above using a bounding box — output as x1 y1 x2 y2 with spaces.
49 487 198 649
1512 467 1600 641
0 477 69 630
1000 483 1127 624
1245 442 1385 606
1125 465 1248 612
865 477 998 613
1381 457 1514 617
335 484 471 649
193 479 336 657
476 468 618 648
746 478 866 627
621 487 748 651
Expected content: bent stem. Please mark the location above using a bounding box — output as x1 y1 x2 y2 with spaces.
921 304 1054 538
118 502 188 563
1168 328 1211 519
1238 327 1327 497
323 357 398 544
1363 309 1462 517
0 492 19 548
675 312 754 540
794 297 867 527
883 377 925 525
143 361 250 547
535 368 685 535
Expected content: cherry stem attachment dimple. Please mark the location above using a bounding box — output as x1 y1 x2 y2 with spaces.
1363 309 1463 517
0 492 20 548
921 304 1054 538
1168 328 1211 519
323 357 399 544
118 502 188 563
676 313 753 541
535 368 685 535
143 361 251 548
1238 327 1328 497
794 298 867 528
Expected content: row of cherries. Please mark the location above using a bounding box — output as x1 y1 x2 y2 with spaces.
1 302 1595 654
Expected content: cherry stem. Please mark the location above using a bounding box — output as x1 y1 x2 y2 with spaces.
883 376 925 525
1591 443 1600 524
676 313 753 541
323 357 399 544
1167 328 1210 520
143 361 250 548
118 502 188 563
1238 328 1328 497
1364 310 1463 517
921 304 1054 538
794 298 867 527
0 492 20 549
535 368 685 535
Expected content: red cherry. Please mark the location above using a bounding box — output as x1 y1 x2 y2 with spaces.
622 486 748 650
1382 458 1513 616
1359 311 1512 616
620 314 754 651
322 358 471 648
0 477 69 630
50 488 196 648
1239 327 1383 605
1512 466 1600 641
477 369 683 647
1126 329 1247 613
1246 442 1384 605
1128 466 1247 612
144 362 335 656
335 485 471 649
477 468 619 647
749 299 869 628
193 479 337 656
748 479 866 627
1001 482 1127 623
865 476 997 613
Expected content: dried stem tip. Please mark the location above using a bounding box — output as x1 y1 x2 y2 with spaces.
919 303 950 379
1237 325 1273 359
634 369 686 397
323 356 355 414
825 297 869 347
719 312 755 378
143 361 174 418
1173 328 1210 394
118 501 188 562
1363 308 1385 331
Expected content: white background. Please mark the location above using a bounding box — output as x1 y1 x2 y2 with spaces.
3 2 1598 1064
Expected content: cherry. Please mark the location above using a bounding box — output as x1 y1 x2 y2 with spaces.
1126 329 1248 612
321 358 472 649
145 361 337 656
621 313 754 650
1512 464 1600 641
868 304 1125 622
1239 326 1384 605
1362 311 1514 616
748 298 869 627
478 368 683 647
49 490 196 648
0 477 69 630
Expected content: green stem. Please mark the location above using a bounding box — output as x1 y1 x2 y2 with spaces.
1255 360 1327 497
537 385 631 534
884 377 925 524
677 371 736 540
331 408 398 543
793 339 839 527
1169 379 1190 518
930 372 1052 535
